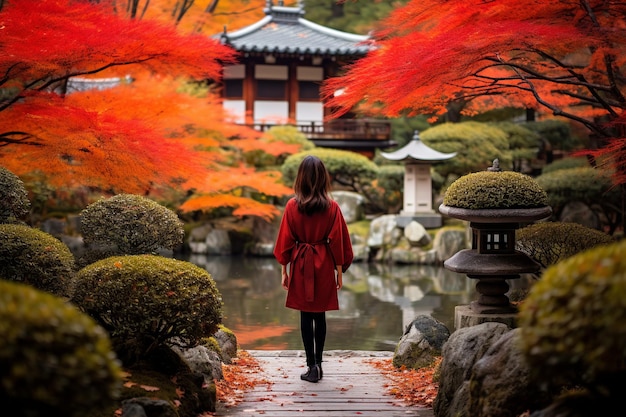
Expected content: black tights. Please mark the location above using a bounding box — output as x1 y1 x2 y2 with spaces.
300 311 326 367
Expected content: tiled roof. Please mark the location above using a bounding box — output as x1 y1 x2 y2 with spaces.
217 2 373 56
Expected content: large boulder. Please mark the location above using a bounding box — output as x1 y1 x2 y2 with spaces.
367 214 402 257
331 190 365 223
393 315 450 369
468 328 554 417
433 322 511 417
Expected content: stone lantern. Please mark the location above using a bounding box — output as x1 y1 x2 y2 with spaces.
381 130 456 228
439 160 552 327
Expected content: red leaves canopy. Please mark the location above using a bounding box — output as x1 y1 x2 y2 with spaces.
324 0 626 137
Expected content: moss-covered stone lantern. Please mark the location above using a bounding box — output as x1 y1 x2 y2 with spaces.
439 160 552 316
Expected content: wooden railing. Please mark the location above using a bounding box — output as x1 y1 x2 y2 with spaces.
250 119 392 142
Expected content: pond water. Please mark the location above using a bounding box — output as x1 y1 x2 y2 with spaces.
180 254 475 352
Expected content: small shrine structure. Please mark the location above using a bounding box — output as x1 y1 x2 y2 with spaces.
216 0 396 158
381 130 456 228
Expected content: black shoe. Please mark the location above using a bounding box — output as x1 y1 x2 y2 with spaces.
317 363 323 379
300 365 320 383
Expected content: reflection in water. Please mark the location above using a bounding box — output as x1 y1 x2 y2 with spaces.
182 255 474 351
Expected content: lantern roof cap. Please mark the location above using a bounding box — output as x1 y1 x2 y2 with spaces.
381 130 456 162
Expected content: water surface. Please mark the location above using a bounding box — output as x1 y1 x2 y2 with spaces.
184 255 474 351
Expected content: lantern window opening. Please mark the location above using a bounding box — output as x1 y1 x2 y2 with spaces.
470 223 517 254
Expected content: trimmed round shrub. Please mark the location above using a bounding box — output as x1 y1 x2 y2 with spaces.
443 170 548 209
518 239 626 393
80 193 184 256
535 166 620 210
0 166 30 224
281 148 379 190
541 156 590 174
525 119 579 151
516 222 615 268
535 166 621 233
0 280 122 417
71 255 223 364
421 121 512 179
0 224 75 296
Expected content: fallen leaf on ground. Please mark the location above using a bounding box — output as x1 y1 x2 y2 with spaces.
366 357 441 407
215 350 271 408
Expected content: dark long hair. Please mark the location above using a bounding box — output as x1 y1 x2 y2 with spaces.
293 155 331 216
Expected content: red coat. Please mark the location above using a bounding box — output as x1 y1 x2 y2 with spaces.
274 198 354 312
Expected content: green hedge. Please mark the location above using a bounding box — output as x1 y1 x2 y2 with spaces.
0 280 122 417
0 224 75 297
79 194 184 263
71 255 222 365
519 239 626 394
0 166 30 224
516 222 614 268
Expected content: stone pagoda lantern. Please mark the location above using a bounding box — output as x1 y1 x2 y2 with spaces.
381 130 456 228
439 160 552 327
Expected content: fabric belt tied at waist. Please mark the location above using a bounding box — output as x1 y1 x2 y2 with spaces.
294 239 328 302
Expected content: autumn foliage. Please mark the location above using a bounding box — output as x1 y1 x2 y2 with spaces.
324 0 626 192
0 0 294 220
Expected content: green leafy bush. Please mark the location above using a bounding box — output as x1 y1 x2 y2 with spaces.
0 166 30 224
525 119 579 151
421 121 512 179
71 255 223 364
281 148 379 192
535 167 621 233
541 156 590 174
373 164 404 213
443 170 548 209
0 280 122 417
516 222 614 268
0 224 76 297
79 194 184 263
493 122 541 171
518 239 626 394
243 125 316 168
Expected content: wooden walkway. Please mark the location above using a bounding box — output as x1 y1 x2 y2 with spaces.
214 350 434 417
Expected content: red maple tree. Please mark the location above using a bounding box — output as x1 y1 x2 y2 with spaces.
323 0 626 228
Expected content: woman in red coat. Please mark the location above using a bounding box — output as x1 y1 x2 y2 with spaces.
274 155 354 383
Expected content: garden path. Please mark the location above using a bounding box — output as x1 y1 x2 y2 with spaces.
214 350 434 417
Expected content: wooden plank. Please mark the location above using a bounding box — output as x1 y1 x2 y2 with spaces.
214 350 434 417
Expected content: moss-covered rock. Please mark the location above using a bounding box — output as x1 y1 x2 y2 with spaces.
0 223 76 297
0 166 30 224
518 239 626 394
443 170 548 209
79 194 184 260
71 255 223 365
0 280 122 417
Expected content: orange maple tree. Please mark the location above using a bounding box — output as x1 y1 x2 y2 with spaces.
0 0 294 220
111 0 270 34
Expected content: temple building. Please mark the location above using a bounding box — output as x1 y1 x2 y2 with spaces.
216 0 395 158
